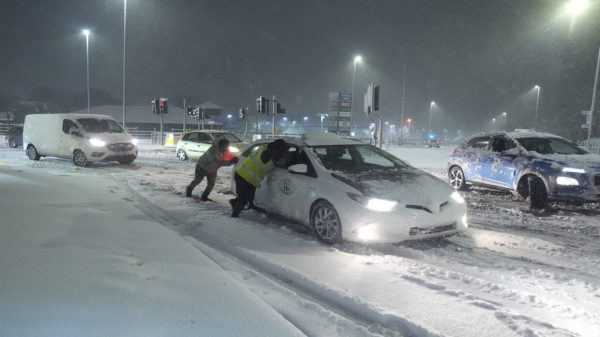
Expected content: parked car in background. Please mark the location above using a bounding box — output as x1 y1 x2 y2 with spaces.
23 114 138 167
448 130 600 209
176 130 247 161
231 134 468 244
428 139 441 148
4 126 23 148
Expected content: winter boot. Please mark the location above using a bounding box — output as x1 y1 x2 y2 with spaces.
231 200 245 218
185 187 192 198
200 195 212 202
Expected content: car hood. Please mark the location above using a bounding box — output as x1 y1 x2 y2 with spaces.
332 168 455 209
528 152 600 171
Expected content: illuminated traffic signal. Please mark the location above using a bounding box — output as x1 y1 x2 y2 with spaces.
186 106 196 116
159 98 168 114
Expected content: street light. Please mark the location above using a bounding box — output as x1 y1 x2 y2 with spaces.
502 112 508 130
82 29 91 114
303 116 308 124
492 118 496 131
122 0 128 128
565 0 589 17
351 55 362 124
428 101 436 131
534 85 541 129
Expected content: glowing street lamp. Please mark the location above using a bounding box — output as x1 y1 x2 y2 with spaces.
565 0 589 17
428 101 436 131
534 85 541 129
492 118 496 131
502 112 508 130
82 29 91 114
303 116 308 124
351 55 362 123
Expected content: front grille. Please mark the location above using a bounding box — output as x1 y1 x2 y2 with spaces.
409 222 457 236
595 175 600 186
107 143 134 152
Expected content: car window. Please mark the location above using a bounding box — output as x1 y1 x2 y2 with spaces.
212 133 242 143
311 144 407 173
467 136 491 150
197 133 213 144
184 132 199 142
62 119 78 134
77 118 123 133
516 137 588 155
492 137 516 152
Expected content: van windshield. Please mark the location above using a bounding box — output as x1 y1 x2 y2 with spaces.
77 118 123 134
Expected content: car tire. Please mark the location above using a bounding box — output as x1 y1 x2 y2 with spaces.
449 166 467 190
118 158 134 165
527 176 547 210
311 200 343 244
26 145 40 161
73 150 89 167
177 149 188 161
9 138 17 148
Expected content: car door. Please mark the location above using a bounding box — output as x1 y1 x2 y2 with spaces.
462 136 490 183
486 136 519 188
264 146 316 222
59 119 81 157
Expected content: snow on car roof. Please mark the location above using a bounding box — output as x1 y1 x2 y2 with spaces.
468 130 566 140
299 133 362 146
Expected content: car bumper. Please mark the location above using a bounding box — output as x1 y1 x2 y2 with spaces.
548 173 600 202
85 147 138 163
338 202 468 243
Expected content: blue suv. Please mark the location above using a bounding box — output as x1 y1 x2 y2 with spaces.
448 131 600 209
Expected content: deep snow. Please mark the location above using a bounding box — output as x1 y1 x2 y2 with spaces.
1 143 599 337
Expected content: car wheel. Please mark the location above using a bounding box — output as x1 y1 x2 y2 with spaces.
26 145 40 161
449 166 467 190
73 150 88 167
118 158 134 165
311 200 343 244
527 176 547 210
177 149 188 161
9 138 16 148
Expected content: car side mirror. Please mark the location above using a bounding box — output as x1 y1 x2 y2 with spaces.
288 163 308 174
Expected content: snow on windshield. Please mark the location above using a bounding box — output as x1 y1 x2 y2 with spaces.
516 137 588 155
311 144 409 174
77 118 123 134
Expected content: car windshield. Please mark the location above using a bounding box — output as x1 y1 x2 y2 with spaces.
213 133 242 143
77 118 123 134
516 137 588 155
310 144 409 174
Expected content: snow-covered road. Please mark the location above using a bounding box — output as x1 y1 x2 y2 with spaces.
1 144 598 337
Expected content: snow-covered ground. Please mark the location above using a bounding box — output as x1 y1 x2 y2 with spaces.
1 143 599 337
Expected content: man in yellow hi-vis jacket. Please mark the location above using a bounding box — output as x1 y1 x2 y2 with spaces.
230 139 288 218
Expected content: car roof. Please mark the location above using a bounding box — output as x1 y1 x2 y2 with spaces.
248 133 365 147
185 130 234 134
467 130 566 140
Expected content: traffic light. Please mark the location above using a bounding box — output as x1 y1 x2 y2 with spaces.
373 85 380 112
159 98 168 114
186 106 196 116
256 96 267 114
275 102 286 114
152 98 160 114
239 108 247 120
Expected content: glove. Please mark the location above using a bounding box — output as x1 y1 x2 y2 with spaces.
230 156 239 165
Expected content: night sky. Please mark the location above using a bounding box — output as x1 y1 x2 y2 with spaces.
1 0 599 136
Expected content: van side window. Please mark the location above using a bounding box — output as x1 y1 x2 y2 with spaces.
62 119 78 134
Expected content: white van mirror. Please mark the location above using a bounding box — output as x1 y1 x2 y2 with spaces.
288 164 308 174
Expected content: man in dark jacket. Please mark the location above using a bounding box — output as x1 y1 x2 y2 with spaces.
230 139 288 217
186 138 238 201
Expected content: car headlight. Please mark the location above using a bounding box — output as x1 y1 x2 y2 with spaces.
556 176 579 186
562 167 585 174
347 193 397 212
450 191 466 204
89 138 106 147
229 146 240 153
131 138 138 145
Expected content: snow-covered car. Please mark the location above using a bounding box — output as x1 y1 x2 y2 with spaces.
176 130 246 161
231 134 468 244
448 130 600 208
4 126 23 148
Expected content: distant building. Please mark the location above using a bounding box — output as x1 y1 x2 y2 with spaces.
69 102 224 131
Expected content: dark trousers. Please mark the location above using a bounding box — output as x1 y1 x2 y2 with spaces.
186 166 217 198
231 172 256 217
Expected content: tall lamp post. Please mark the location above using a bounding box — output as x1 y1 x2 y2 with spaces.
122 0 128 128
428 101 436 131
534 85 541 129
502 112 508 130
492 118 496 131
82 29 91 114
351 55 362 125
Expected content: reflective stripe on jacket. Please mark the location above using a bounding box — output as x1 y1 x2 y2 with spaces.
235 146 273 188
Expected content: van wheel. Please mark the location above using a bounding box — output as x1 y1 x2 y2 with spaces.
26 145 40 161
73 150 88 167
311 200 343 244
118 158 134 165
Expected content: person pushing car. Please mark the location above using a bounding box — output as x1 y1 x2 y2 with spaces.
230 138 288 218
186 138 238 201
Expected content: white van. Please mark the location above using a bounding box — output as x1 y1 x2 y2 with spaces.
23 113 138 167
